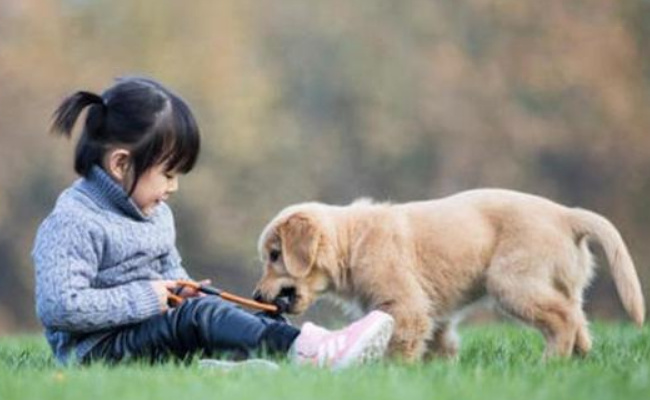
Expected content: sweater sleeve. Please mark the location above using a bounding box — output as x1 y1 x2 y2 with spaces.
32 214 162 333
160 246 191 281
157 203 191 281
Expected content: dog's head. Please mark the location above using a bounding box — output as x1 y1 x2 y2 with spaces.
253 205 336 315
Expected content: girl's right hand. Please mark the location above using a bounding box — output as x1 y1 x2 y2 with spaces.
150 280 178 311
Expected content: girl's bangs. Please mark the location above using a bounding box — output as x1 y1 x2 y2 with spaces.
157 98 200 174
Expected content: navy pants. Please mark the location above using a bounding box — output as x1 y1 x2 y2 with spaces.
82 296 300 363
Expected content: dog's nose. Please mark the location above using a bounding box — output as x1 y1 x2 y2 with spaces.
252 289 264 303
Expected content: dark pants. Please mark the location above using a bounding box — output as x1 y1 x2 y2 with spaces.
81 296 300 364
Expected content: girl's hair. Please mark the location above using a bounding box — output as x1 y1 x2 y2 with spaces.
50 77 200 194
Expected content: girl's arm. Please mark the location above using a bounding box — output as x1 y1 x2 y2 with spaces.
157 203 192 281
160 246 191 281
33 216 162 333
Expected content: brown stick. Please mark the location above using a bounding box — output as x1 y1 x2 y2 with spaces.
219 291 279 313
168 293 183 306
174 280 279 313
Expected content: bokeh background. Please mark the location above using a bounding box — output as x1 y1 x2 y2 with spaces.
1 0 649 334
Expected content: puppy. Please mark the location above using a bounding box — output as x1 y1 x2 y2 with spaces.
253 189 645 361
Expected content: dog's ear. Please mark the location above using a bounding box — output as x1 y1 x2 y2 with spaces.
278 212 321 278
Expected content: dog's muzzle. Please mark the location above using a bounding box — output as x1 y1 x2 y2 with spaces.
252 287 296 314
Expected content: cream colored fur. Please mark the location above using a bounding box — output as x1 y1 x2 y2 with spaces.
254 189 645 361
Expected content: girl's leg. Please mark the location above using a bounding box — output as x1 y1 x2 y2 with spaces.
82 296 299 363
83 296 396 369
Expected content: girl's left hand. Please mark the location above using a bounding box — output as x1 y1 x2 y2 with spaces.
177 279 211 298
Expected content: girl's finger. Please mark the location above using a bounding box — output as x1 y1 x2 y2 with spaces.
180 287 198 297
163 280 179 290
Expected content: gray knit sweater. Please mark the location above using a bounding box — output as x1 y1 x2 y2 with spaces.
32 165 190 364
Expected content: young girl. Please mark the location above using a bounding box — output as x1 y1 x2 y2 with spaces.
33 77 394 368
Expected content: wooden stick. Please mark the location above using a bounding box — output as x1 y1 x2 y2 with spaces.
174 280 279 313
219 291 279 313
168 293 184 306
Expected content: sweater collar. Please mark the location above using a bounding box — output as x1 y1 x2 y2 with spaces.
78 165 150 221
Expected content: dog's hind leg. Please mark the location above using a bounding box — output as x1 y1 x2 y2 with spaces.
491 282 580 358
486 249 583 359
572 241 594 357
573 308 592 357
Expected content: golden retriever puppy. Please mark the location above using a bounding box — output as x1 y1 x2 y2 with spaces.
253 189 645 361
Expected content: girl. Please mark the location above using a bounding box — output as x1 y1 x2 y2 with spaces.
33 77 394 368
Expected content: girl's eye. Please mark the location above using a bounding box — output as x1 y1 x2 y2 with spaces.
269 250 281 263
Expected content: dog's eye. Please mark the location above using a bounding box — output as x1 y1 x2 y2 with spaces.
269 249 281 263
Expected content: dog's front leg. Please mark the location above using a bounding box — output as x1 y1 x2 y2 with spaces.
378 300 432 363
423 321 460 361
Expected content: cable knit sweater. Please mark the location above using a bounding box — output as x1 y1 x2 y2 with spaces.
32 165 190 364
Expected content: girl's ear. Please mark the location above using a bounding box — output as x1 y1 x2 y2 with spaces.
105 148 132 183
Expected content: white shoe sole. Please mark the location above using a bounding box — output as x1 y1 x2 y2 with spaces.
199 358 280 371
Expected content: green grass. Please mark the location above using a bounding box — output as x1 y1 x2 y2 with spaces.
1 323 649 400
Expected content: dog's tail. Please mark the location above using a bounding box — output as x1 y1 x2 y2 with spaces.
569 208 645 326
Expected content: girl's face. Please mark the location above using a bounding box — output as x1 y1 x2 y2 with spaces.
104 148 180 216
130 163 179 216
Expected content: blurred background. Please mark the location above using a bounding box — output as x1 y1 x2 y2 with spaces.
1 0 649 334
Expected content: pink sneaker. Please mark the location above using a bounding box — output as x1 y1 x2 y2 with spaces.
291 310 394 370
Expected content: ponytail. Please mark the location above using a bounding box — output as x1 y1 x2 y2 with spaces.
51 91 105 137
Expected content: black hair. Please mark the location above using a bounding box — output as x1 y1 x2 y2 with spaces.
50 77 200 194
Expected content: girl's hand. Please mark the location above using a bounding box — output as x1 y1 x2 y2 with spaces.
150 280 178 311
177 279 212 299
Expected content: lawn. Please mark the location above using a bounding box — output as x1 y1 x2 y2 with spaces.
1 323 648 400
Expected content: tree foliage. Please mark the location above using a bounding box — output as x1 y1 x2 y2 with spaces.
1 0 649 331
